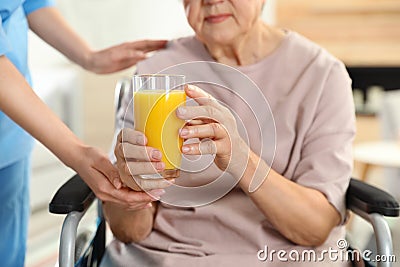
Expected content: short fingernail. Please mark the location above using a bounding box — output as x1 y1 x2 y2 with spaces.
151 150 162 160
182 146 190 153
187 85 195 91
156 162 165 170
180 128 189 137
177 107 186 116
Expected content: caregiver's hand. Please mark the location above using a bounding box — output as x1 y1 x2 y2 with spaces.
114 128 175 192
85 40 167 74
72 145 160 210
177 85 250 177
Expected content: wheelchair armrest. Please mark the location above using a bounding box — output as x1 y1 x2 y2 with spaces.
346 178 400 217
49 174 96 214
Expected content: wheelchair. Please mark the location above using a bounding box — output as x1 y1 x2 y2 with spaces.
49 79 400 267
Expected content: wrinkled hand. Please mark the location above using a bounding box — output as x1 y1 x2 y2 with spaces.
177 85 250 177
85 40 167 74
73 145 163 210
114 128 175 192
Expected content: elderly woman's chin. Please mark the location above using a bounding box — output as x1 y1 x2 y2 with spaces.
199 30 240 46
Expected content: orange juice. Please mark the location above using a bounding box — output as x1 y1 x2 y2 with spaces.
134 90 186 170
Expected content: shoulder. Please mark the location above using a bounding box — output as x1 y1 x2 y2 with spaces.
137 36 207 74
287 31 346 73
274 31 349 84
23 0 55 15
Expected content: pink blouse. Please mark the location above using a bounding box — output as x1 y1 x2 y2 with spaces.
105 31 356 267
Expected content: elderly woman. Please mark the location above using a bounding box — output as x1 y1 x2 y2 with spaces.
102 0 355 266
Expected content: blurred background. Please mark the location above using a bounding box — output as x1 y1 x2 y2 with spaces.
26 0 400 266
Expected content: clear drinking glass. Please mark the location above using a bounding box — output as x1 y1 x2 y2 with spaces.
133 74 186 178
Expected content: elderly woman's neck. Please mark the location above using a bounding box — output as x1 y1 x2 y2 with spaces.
203 23 285 67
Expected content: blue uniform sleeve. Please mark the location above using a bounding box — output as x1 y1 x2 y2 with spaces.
23 0 55 16
0 18 11 56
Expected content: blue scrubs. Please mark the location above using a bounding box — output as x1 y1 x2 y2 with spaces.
0 0 54 266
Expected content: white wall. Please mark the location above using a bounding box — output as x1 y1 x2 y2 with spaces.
56 0 275 47
55 0 194 50
29 0 276 69
264 0 276 25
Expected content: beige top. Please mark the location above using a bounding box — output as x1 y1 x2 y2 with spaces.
103 32 356 266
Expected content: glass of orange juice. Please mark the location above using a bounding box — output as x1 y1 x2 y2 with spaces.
133 74 186 179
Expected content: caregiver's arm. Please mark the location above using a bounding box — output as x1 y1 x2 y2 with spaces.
0 56 155 208
26 7 167 74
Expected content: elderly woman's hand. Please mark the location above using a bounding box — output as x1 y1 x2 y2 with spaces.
177 85 250 177
114 128 175 192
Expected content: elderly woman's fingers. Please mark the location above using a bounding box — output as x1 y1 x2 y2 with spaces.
182 139 218 155
116 160 163 188
186 119 208 125
117 128 147 146
184 84 219 107
116 142 162 162
121 169 175 192
180 123 227 139
115 129 162 164
118 163 173 192
123 161 165 176
177 105 225 123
